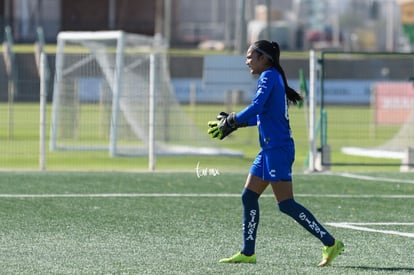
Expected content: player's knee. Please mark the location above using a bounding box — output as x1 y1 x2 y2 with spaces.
278 198 296 215
241 188 259 205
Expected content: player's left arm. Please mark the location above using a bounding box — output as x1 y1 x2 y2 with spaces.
207 71 274 140
207 112 247 140
236 71 274 123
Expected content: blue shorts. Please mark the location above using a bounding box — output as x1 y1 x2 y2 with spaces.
250 146 294 182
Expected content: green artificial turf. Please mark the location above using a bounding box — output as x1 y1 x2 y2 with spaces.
0 171 412 274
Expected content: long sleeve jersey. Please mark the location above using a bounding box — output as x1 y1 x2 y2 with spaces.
235 67 294 150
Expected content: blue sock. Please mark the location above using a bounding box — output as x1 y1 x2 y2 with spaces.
278 199 335 246
241 188 260 256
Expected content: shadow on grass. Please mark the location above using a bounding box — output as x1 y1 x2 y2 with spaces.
342 266 414 273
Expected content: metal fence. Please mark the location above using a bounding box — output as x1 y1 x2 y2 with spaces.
2 37 414 171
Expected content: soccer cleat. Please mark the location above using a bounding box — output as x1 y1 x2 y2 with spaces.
318 239 344 267
219 252 256 264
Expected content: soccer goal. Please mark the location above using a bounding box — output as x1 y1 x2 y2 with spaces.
50 31 241 163
313 51 414 170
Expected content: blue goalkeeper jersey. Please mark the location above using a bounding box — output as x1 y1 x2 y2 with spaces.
236 67 294 150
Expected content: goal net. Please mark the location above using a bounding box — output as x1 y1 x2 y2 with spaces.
375 82 414 154
342 81 414 160
50 31 241 157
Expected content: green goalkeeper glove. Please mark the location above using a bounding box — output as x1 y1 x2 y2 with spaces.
216 111 229 121
207 112 228 139
207 112 246 140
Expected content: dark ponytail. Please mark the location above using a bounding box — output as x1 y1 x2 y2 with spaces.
276 63 303 105
253 40 303 105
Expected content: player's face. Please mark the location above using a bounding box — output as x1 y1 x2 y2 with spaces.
245 47 267 75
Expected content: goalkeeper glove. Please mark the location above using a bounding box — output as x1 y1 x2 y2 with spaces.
207 112 229 139
207 112 246 140
216 111 229 121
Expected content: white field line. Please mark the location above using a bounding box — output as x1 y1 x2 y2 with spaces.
326 222 414 238
334 172 414 184
2 192 412 238
0 193 413 199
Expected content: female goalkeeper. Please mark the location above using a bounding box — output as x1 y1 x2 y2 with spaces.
207 40 344 267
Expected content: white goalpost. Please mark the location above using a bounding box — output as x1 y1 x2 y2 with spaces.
50 31 241 168
308 50 318 172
